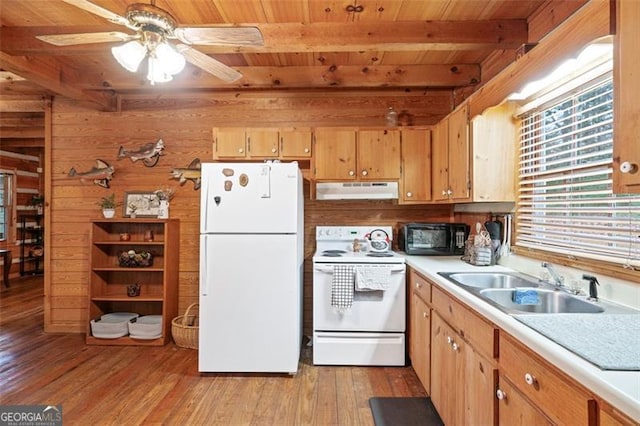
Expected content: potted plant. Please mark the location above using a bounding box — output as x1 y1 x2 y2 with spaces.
154 187 175 219
30 194 45 215
98 193 119 219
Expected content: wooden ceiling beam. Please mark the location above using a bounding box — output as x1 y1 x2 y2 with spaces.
2 20 528 55
0 52 117 111
94 64 480 90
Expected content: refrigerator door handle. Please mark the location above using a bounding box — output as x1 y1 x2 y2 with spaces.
200 238 209 296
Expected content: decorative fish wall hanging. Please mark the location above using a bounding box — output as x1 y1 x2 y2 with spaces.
170 158 201 190
117 138 165 167
68 159 115 188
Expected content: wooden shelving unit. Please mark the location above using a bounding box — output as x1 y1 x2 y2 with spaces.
18 213 44 276
86 219 179 346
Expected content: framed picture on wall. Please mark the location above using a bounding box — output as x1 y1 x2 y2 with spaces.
123 191 159 218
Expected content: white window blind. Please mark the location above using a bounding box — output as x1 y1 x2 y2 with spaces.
517 76 640 267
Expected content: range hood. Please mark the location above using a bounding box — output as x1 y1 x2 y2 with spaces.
315 182 399 200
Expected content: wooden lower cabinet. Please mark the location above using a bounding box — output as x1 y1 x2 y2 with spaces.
410 292 431 393
599 407 638 426
430 312 496 426
431 312 463 425
496 376 553 425
500 333 596 425
409 269 634 425
463 344 497 426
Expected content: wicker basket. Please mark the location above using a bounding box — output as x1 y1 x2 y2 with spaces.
171 303 199 349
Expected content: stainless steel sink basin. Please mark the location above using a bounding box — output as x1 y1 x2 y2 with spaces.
438 272 540 289
478 288 604 314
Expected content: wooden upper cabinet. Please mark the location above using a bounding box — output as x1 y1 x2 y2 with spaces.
447 104 470 201
213 128 313 160
280 129 312 158
431 117 450 202
246 130 279 157
613 0 640 193
471 103 517 202
314 129 401 180
357 130 401 180
213 127 247 158
432 104 471 202
400 130 432 204
313 129 357 180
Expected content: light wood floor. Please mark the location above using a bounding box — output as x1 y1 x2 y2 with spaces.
0 277 426 425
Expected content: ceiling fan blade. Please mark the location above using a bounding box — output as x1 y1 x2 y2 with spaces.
176 44 242 82
36 31 135 46
62 0 130 27
174 27 264 47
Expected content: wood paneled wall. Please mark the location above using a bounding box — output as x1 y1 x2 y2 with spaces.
46 90 455 334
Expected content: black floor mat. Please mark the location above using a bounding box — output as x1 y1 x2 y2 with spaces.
369 397 443 426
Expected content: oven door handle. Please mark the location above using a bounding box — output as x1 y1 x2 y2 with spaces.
314 265 405 274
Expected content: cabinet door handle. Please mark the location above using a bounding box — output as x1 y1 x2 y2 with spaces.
271 148 277 153
361 169 368 176
238 148 244 154
349 170 355 176
620 161 638 174
304 147 310 153
496 389 507 401
406 191 413 197
422 311 428 318
415 282 422 289
524 373 537 386
447 336 452 345
452 342 459 352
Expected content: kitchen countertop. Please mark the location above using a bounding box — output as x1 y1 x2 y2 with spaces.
403 255 640 423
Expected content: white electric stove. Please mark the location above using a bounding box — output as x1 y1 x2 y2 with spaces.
312 226 406 366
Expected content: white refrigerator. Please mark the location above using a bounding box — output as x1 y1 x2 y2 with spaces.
198 162 304 374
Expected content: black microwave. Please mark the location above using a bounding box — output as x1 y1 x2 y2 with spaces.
399 223 469 255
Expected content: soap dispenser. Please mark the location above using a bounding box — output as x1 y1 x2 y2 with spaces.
582 274 600 301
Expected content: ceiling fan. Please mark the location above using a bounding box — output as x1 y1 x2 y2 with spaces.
36 0 264 84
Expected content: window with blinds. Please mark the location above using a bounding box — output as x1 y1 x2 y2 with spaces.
517 76 640 267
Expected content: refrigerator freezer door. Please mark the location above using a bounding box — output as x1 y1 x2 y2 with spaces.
200 162 301 234
199 233 302 373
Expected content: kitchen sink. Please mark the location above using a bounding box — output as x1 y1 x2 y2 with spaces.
438 272 540 289
478 288 605 314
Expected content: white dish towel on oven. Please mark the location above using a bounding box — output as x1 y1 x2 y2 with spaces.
355 265 392 291
331 265 355 312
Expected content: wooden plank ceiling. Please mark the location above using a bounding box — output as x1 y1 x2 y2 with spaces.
0 0 573 111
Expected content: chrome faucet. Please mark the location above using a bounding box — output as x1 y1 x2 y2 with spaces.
541 262 565 287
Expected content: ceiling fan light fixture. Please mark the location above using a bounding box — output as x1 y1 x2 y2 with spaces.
154 42 186 76
147 55 173 85
111 40 147 72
